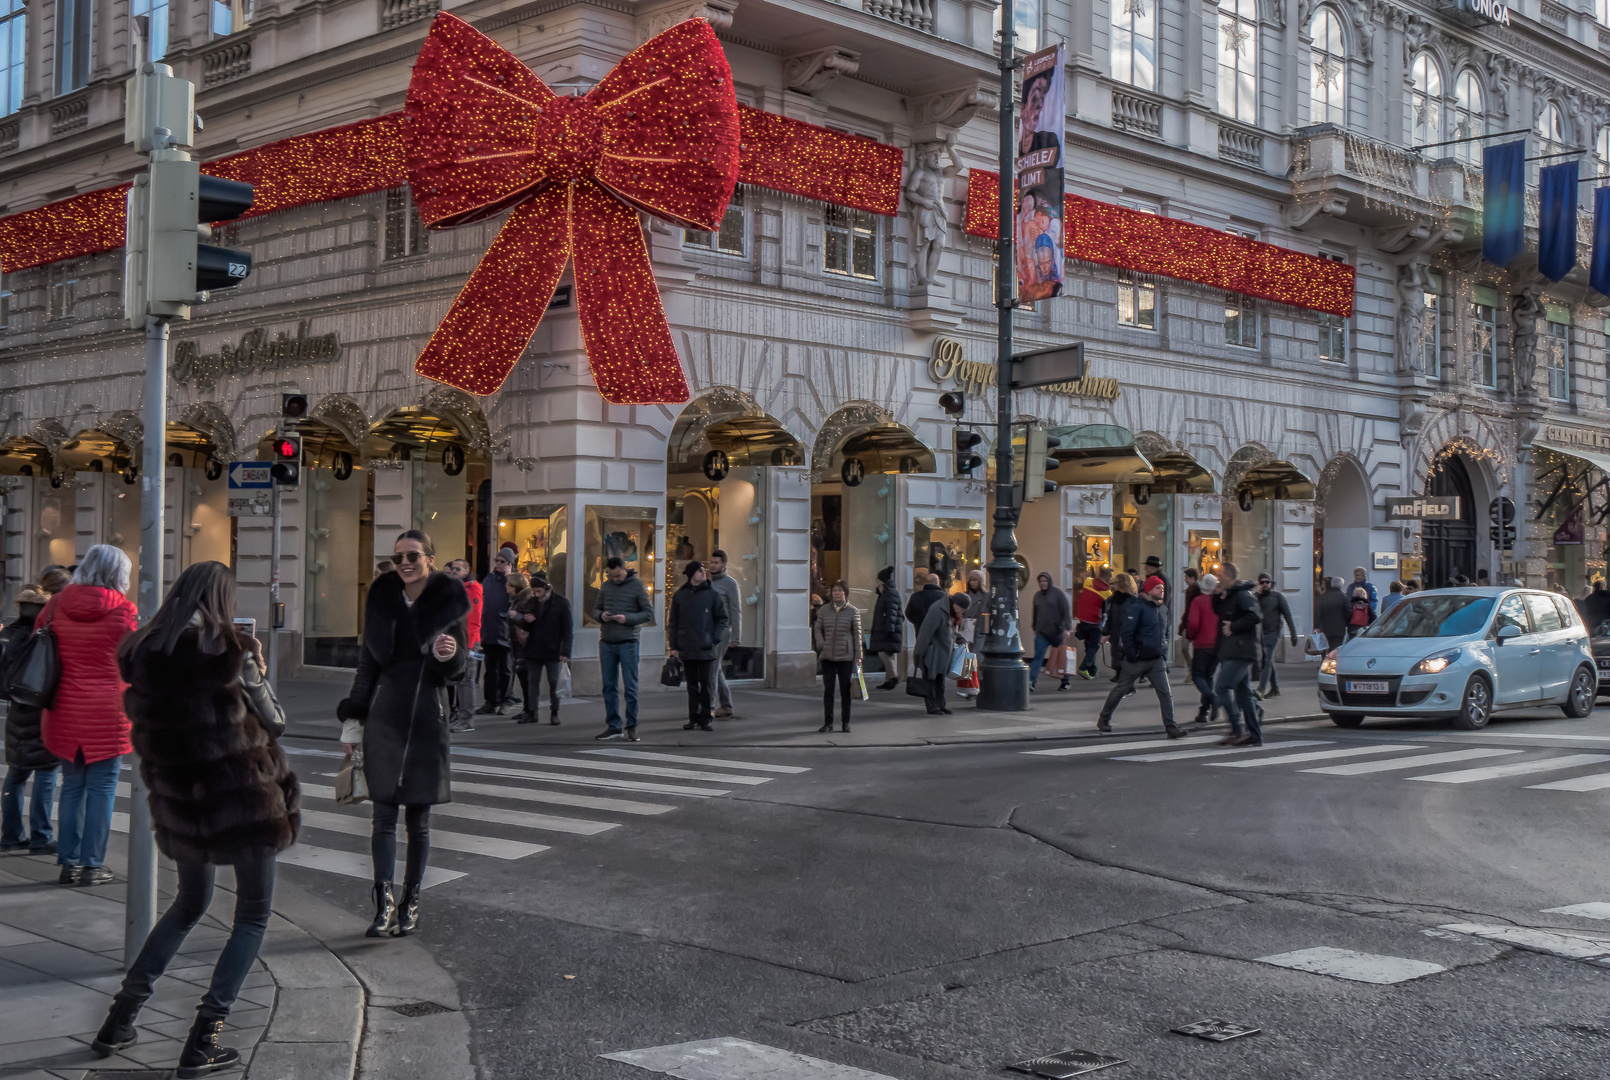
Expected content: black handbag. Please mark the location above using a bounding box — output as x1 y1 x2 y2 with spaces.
660 656 684 687
6 615 60 711
905 665 935 698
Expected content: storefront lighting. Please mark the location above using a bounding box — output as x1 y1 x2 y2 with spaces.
499 520 508 527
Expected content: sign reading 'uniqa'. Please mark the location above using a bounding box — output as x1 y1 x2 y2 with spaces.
1457 0 1511 26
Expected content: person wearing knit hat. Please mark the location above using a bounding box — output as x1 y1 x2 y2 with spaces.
666 562 728 730
1094 574 1187 738
869 566 904 690
1 584 59 853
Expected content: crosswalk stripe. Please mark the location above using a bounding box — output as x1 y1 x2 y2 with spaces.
298 808 551 859
1024 737 1214 757
1543 902 1610 920
580 749 811 774
451 746 775 785
1302 748 1521 776
299 784 619 836
450 759 727 797
1408 753 1610 784
108 811 467 890
1208 744 1426 768
447 780 675 815
1528 772 1610 791
602 1038 898 1079
1115 740 1330 763
1440 922 1610 959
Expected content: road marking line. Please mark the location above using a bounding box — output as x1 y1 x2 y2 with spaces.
299 784 619 836
1440 922 1610 959
109 811 466 889
1024 737 1216 757
1527 772 1610 792
602 1037 897 1079
446 780 675 815
451 747 775 785
580 749 810 774
298 808 551 859
1209 745 1426 768
1543 903 1610 920
1450 731 1610 743
1253 946 1445 984
1408 753 1610 784
1115 740 1330 763
450 760 727 797
1302 748 1521 776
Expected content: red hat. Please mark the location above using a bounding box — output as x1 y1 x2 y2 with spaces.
1144 575 1166 595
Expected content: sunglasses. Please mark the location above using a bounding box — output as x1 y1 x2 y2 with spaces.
394 551 426 564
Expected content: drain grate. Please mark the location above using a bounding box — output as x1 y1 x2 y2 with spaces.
1172 1018 1260 1042
385 1001 455 1018
1006 1049 1128 1077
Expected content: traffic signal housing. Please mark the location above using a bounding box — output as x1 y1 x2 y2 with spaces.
939 391 966 418
281 393 308 421
270 435 301 486
1019 427 1061 504
954 428 983 477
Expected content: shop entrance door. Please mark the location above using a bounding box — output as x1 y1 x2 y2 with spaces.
1423 455 1477 588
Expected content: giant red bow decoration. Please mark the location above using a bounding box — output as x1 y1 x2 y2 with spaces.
403 13 740 402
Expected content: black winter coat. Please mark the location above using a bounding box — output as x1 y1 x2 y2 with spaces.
1213 581 1263 662
905 584 945 630
339 572 470 806
666 580 728 661
479 570 510 646
511 592 574 663
869 584 904 654
123 630 300 864
1315 586 1349 648
1 602 54 770
1118 596 1169 663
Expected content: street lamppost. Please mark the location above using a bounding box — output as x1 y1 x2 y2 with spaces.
977 20 1029 712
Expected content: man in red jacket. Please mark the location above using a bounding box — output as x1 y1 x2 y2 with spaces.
446 559 482 733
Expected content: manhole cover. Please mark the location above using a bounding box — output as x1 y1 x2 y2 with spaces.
1006 1049 1128 1077
385 1001 454 1017
1172 1019 1261 1042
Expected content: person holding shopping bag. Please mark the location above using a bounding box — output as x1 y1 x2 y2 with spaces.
812 580 863 733
93 561 298 1077
338 529 469 939
914 594 969 716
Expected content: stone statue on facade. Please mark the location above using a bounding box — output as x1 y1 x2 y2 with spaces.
1511 285 1542 398
1396 263 1429 376
905 141 961 289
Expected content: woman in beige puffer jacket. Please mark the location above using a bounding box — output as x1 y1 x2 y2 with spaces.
812 581 864 733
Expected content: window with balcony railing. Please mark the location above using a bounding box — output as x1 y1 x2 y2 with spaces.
1534 102 1568 185
1308 8 1345 127
993 0 1039 52
1410 53 1442 149
1452 70 1485 165
133 0 171 59
684 188 746 256
1117 276 1155 330
1599 0 1609 26
1111 0 1157 92
1217 0 1257 125
1546 304 1571 402
1471 286 1498 389
210 0 251 36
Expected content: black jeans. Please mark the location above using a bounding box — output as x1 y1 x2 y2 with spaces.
122 853 276 1021
1190 647 1219 714
925 671 947 713
482 643 511 706
822 659 855 724
526 659 562 715
372 802 431 888
684 659 715 723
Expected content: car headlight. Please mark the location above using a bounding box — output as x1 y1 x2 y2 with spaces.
1410 650 1460 676
1319 651 1337 675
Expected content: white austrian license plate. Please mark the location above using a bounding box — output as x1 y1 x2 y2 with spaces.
1346 680 1389 694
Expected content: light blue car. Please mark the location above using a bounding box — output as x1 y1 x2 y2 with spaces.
1317 588 1598 730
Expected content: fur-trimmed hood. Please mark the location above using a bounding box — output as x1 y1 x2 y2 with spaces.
361 571 472 667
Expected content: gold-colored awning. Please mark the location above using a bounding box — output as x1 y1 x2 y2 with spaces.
1047 424 1154 485
1235 460 1316 502
838 424 935 475
703 417 805 467
1146 450 1215 495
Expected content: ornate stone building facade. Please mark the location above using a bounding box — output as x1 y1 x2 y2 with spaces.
3 0 1609 687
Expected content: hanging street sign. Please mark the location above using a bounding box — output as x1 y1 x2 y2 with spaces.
228 461 274 517
1385 496 1462 520
1011 343 1086 391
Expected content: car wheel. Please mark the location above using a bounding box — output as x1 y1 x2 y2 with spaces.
1562 667 1597 719
1452 675 1492 730
1329 712 1365 728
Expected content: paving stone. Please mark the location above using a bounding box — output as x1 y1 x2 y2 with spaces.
244 1039 357 1080
0 982 114 1044
0 941 123 982
255 936 353 990
264 986 362 1045
0 1034 104 1069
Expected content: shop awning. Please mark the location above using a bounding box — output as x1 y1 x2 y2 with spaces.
1046 424 1154 485
0 436 50 476
1536 442 1610 477
1235 459 1316 502
1145 450 1216 495
838 424 935 475
703 417 805 467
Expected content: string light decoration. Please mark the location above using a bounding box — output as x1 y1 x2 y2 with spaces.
0 185 130 272
737 108 902 216
965 169 1355 317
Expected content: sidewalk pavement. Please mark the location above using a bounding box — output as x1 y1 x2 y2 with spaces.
281 661 1326 748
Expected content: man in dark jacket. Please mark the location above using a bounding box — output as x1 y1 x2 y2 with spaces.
666 561 729 731
905 572 945 633
868 566 904 690
1314 577 1349 653
1254 573 1299 699
510 573 572 726
1095 575 1186 738
1212 562 1264 745
1 586 58 853
477 550 513 714
1583 579 1610 631
593 557 654 740
1028 572 1072 692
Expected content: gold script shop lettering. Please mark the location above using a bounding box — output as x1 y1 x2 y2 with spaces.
929 338 1119 401
172 323 342 388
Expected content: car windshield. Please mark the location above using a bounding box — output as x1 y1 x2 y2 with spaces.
1362 594 1495 639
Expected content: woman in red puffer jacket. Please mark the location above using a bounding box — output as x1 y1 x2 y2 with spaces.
41 545 138 886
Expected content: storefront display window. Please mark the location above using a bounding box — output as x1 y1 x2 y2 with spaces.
1113 487 1173 582
1187 529 1222 577
1223 498 1275 578
36 485 72 571
1071 526 1112 580
498 505 568 595
304 463 373 668
583 505 655 627
914 518 982 594
1535 449 1590 593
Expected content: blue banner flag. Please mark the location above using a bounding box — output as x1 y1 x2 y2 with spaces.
1538 159 1579 282
1483 140 1526 267
1591 187 1610 296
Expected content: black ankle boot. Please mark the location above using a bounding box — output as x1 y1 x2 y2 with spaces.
92 993 142 1056
175 1015 240 1078
366 883 398 938
394 883 422 936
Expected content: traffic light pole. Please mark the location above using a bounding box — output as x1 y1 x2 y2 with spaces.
977 23 1029 712
125 314 167 966
268 482 281 692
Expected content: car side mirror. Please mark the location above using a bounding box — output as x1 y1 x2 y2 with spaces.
1495 624 1523 645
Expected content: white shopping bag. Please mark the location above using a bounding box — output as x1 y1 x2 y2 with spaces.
1305 630 1330 657
557 660 573 700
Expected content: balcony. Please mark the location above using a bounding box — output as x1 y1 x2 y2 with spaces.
1111 88 1161 139
49 94 88 137
381 0 441 32
863 0 934 34
1218 123 1262 169
1286 125 1475 246
201 38 252 88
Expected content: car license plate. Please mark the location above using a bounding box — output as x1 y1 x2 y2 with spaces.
1346 680 1389 694
1598 658 1610 670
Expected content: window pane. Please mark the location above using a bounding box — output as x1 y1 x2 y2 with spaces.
716 203 744 254
1136 282 1156 329
212 1 233 36
824 230 847 274
852 227 875 278
1118 283 1135 325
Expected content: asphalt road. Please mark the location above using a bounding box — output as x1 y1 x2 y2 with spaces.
276 687 1610 1080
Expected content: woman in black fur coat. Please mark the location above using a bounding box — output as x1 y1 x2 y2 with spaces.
93 561 297 1078
338 529 469 939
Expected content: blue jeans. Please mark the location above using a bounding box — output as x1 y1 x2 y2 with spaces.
1213 658 1261 742
600 639 640 731
56 755 121 867
122 853 276 1021
1029 633 1061 686
1 765 58 849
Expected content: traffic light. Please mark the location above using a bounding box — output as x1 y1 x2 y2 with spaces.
1022 427 1060 502
939 391 966 418
954 428 983 477
270 435 301 486
281 393 308 420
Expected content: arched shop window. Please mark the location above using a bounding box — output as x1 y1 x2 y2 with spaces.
1308 8 1346 127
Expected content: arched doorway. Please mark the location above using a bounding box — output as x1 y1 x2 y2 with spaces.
1424 454 1478 588
666 392 805 682
163 419 232 583
1315 456 1370 590
57 427 142 589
